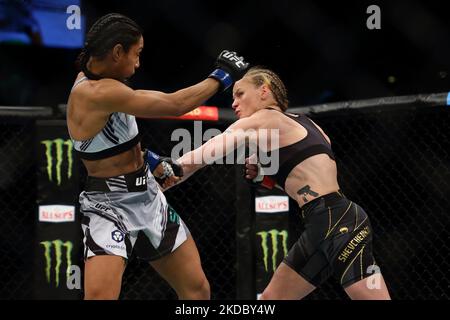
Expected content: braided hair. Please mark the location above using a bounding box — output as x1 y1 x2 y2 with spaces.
244 67 289 111
76 13 142 80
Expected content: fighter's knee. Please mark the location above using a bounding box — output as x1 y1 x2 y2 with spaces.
259 288 278 300
259 290 269 300
84 284 120 300
84 290 119 300
191 277 210 300
179 277 210 300
198 277 211 299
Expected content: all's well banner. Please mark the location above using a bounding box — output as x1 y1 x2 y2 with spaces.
35 120 82 299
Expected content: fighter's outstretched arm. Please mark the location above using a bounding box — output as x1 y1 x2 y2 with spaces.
163 114 261 190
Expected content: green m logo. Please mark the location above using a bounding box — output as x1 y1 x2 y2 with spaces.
257 229 288 273
40 240 73 287
41 139 73 185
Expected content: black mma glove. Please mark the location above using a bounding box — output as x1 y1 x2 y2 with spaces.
209 50 249 91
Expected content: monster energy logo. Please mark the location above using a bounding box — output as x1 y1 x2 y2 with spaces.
257 229 288 273
41 139 73 186
40 240 73 287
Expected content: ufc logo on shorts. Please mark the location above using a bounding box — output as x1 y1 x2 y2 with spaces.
223 51 246 68
135 176 146 186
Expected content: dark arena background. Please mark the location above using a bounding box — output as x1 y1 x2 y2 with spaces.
0 0 449 306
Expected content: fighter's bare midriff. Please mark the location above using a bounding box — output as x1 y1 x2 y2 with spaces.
284 154 340 207
256 110 340 207
81 143 144 178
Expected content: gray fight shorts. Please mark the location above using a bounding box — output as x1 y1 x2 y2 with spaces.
79 164 190 262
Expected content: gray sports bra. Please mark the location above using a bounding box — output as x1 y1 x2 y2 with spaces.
69 77 140 160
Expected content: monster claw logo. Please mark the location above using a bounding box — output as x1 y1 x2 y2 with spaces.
257 229 288 273
41 139 73 185
40 240 73 287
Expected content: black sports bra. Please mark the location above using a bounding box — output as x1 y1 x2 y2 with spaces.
262 108 335 188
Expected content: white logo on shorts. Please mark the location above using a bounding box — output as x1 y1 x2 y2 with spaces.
136 176 146 186
111 230 124 243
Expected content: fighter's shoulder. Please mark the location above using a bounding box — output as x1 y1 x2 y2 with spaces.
70 79 131 115
227 110 266 131
244 108 273 122
248 108 281 127
86 79 133 107
72 77 125 97
93 78 130 95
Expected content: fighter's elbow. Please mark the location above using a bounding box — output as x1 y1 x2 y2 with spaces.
166 94 189 117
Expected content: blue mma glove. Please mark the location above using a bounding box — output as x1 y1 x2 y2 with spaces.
144 149 184 180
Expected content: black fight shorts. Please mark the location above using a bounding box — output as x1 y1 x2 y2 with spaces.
283 192 380 288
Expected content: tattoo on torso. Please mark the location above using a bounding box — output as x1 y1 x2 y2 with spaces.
297 185 319 202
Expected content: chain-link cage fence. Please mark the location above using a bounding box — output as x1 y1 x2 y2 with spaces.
0 102 448 300
0 118 36 299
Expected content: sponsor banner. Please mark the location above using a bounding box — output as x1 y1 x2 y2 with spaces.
41 138 73 186
255 215 290 297
257 228 289 274
255 196 289 213
254 187 291 298
39 205 75 223
144 106 219 121
36 120 79 204
35 233 82 299
40 239 74 287
35 120 82 299
37 125 79 204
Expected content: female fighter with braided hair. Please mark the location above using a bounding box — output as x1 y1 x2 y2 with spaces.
67 13 249 299
172 66 391 300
